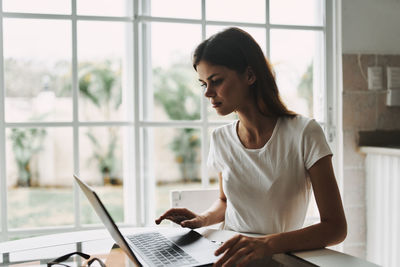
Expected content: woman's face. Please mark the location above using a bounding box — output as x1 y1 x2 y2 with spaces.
196 61 254 116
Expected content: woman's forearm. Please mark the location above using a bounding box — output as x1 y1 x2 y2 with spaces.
200 198 227 226
200 172 227 227
265 220 347 254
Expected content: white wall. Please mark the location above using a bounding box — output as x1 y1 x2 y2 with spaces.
342 0 400 54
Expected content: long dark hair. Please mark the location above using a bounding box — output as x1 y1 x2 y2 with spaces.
193 27 296 118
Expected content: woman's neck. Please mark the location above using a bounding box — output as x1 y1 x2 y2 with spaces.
236 109 278 149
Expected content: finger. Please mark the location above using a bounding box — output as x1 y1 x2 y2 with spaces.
155 214 174 224
155 208 192 224
155 211 172 224
236 253 254 267
155 216 164 224
180 218 202 229
214 241 247 267
223 247 250 267
215 234 242 256
155 216 165 224
165 215 188 224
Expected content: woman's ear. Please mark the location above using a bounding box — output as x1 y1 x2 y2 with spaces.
246 67 257 85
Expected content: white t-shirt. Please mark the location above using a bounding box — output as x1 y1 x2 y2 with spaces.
207 115 332 235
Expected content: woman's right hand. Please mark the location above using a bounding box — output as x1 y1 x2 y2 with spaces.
155 208 206 229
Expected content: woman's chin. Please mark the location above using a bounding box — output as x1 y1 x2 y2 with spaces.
216 109 232 116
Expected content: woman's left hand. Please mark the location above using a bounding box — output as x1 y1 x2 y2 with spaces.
213 234 273 267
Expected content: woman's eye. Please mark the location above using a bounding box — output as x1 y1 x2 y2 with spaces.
200 83 207 90
211 79 222 85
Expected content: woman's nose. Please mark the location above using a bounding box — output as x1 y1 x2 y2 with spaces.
204 85 215 98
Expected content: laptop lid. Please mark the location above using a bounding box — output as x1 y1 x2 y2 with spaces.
74 174 220 267
73 174 142 266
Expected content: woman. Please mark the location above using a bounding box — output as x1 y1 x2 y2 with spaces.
156 27 347 267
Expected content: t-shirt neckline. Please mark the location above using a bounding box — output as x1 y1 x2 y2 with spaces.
233 117 281 152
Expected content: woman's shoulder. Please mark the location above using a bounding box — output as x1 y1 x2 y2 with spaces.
212 120 237 137
279 114 315 132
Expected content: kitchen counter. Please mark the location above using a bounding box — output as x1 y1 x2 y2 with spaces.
360 146 400 156
358 130 400 150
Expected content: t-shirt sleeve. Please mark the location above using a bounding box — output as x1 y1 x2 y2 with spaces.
302 119 333 170
207 130 224 172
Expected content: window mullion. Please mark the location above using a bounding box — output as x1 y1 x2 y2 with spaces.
200 0 209 187
325 0 335 142
133 0 143 226
2 12 134 22
201 0 206 40
121 0 136 227
265 0 271 58
142 0 157 227
325 0 342 186
324 0 337 147
0 2 9 242
71 0 81 231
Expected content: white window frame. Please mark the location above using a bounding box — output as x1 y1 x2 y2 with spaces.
0 0 338 241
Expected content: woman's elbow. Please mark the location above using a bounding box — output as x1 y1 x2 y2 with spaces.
336 220 347 244
327 217 347 245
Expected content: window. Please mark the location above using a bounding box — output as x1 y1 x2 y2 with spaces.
0 0 335 240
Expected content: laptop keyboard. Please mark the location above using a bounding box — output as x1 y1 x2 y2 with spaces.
127 232 199 267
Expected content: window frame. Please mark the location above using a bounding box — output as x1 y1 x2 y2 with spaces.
0 0 338 241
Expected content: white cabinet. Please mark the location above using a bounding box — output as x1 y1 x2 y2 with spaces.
361 147 400 267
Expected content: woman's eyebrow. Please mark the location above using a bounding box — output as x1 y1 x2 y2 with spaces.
198 73 220 82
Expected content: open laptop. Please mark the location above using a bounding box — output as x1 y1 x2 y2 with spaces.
74 174 220 267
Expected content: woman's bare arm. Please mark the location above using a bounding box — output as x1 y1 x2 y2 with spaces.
200 172 227 226
214 156 347 267
264 155 347 252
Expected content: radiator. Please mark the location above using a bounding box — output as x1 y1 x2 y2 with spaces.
364 148 400 267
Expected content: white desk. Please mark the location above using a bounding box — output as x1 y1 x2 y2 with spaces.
0 227 379 266
196 228 380 267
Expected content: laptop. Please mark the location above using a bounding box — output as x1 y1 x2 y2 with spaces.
74 174 220 267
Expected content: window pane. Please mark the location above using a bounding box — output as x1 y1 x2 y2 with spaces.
147 23 202 121
3 0 70 14
206 0 265 23
77 0 132 17
4 19 72 122
150 0 201 19
79 126 126 224
270 0 324 26
270 29 324 120
143 128 202 223
78 21 132 122
6 127 73 229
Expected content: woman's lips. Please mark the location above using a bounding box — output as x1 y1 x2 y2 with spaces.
212 102 222 108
